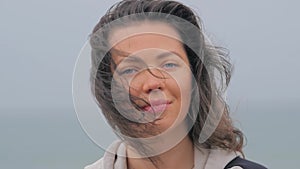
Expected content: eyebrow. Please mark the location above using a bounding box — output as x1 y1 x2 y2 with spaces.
117 55 144 65
156 51 181 60
111 48 183 65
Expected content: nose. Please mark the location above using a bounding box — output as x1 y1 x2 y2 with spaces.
141 69 165 93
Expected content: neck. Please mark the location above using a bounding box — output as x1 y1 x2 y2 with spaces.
127 135 194 169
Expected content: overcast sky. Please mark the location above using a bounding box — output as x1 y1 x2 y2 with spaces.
1 0 299 110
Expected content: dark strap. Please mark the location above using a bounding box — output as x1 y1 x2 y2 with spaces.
224 157 268 169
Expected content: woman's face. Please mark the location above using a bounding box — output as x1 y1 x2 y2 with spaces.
109 21 193 133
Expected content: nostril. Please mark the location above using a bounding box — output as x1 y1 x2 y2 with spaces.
145 81 163 93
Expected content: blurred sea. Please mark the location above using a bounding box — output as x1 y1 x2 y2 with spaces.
1 99 299 169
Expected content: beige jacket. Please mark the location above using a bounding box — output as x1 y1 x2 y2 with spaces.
85 140 242 169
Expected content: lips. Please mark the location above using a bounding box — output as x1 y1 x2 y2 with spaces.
142 99 170 113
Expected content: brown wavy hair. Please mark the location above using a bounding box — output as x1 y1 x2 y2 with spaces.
90 0 244 155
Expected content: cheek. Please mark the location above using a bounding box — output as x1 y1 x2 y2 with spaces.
169 69 193 98
170 70 193 117
112 72 140 97
127 76 143 97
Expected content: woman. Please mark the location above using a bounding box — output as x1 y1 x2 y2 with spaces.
86 0 267 168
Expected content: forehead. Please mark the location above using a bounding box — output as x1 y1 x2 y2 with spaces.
108 21 186 61
108 21 182 46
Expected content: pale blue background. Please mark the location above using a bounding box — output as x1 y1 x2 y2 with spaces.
1 0 299 168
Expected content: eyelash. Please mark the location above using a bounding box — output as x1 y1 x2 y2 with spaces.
119 68 138 76
162 62 178 69
118 62 179 76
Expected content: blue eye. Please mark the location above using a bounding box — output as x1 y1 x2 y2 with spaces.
119 68 137 75
163 63 178 69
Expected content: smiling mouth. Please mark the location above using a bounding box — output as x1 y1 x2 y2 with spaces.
142 100 171 114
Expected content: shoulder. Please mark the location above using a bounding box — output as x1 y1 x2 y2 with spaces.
225 157 268 169
196 147 242 169
199 147 267 169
